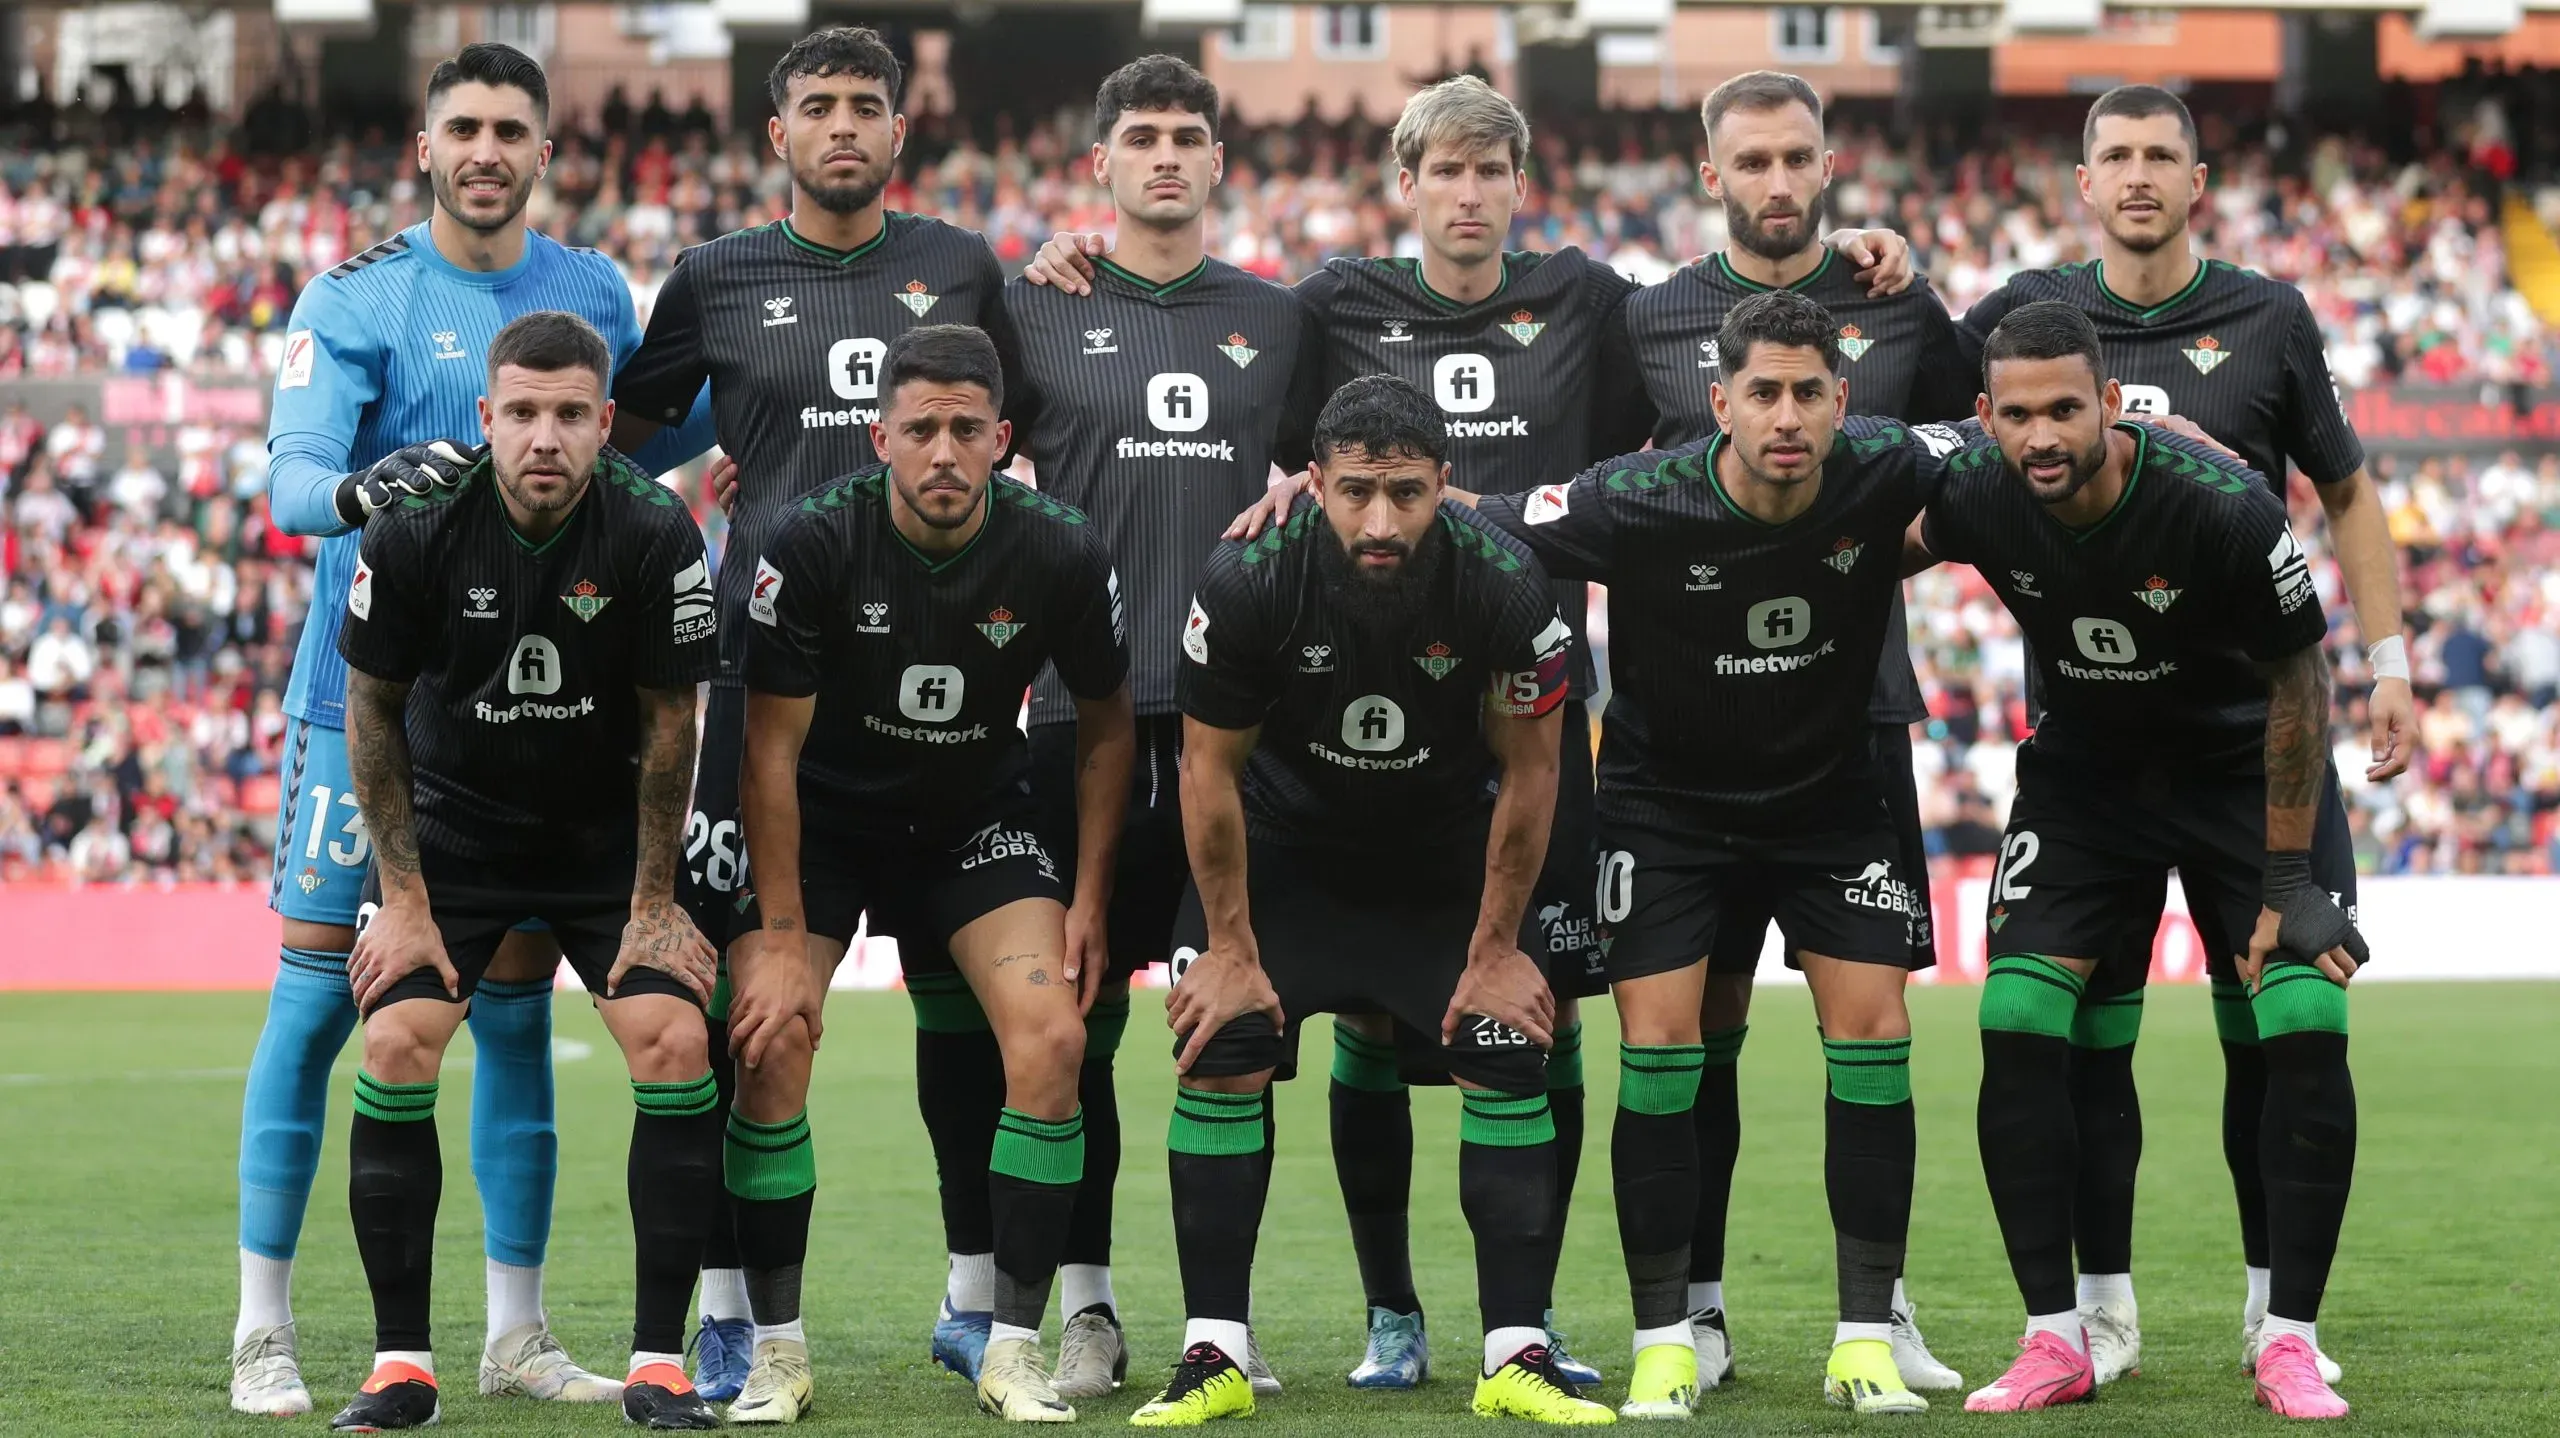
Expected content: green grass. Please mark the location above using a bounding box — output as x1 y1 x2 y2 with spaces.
2 984 2555 1435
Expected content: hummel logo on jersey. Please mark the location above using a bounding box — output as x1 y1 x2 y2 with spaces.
1219 332 1259 368
2184 334 2230 375
431 331 465 361
977 606 1026 649
2060 617 2179 680
2267 529 2315 613
763 296 798 327
1824 536 1866 574
1698 339 1719 370
1381 319 1413 343
2134 575 2183 612
2011 571 2042 597
1083 327 1118 355
1687 563 1723 592
859 601 890 634
465 587 499 618
898 279 939 317
1500 309 1545 347
1836 324 1874 362
560 579 610 623
1299 644 1334 674
1413 641 1462 680
749 560 784 627
671 559 715 641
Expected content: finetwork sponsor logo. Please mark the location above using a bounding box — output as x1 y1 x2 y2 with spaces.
477 695 596 723
1714 638 1837 675
2056 656 2181 682
1308 740 1434 771
801 404 881 430
1445 415 1529 439
864 713 992 744
1115 436 1238 461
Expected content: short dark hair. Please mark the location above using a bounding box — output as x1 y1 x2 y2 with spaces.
2083 84 2196 161
426 43 549 125
1980 300 2105 391
1095 54 1220 141
1701 70 1822 144
769 26 903 116
1716 288 1840 378
487 310 610 388
883 324 1004 411
1313 374 1446 467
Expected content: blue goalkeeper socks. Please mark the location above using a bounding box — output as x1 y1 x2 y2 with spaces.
466 979 557 1269
238 947 358 1259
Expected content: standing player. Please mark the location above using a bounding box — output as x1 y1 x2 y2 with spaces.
1906 302 2362 1420
1958 85 2407 1382
975 54 1317 1400
1617 69 1972 1394
605 26 1019 1397
1137 374 1608 1428
328 311 723 1432
725 324 1135 1424
238 41 707 1417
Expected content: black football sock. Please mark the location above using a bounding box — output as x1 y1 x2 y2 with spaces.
2067 991 2143 1279
912 976 1003 1265
698 1020 742 1277
349 1072 442 1353
1330 1024 1419 1315
990 1108 1085 1332
725 1109 816 1327
1538 1021 1586 1314
2253 970 2356 1323
1977 956 2092 1317
1168 1086 1271 1323
629 1075 722 1355
1062 992 1127 1273
1822 1035 1915 1326
1460 1091 1559 1340
1687 1025 1747 1294
2215 979 2273 1269
1612 1044 1704 1332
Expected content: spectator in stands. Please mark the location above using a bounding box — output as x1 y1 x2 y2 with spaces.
45 404 103 517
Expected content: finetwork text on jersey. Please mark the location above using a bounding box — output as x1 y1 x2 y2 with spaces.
1116 436 1237 461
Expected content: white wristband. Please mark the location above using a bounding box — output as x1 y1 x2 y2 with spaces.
2367 635 2410 682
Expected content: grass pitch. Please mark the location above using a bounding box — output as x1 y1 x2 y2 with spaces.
1 982 2553 1435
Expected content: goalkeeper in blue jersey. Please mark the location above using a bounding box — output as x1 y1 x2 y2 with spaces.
232 42 711 1421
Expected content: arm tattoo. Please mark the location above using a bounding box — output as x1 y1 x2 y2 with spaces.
345 670 421 885
631 686 697 903
2261 645 2333 812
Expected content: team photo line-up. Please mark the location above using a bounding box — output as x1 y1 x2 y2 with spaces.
226 23 2404 1432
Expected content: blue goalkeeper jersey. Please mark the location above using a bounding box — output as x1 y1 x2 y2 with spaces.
268 222 709 727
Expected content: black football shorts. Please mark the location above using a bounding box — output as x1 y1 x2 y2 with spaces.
360 848 696 1016
1698 722 1935 976
676 683 749 951
1029 712 1189 981
1597 803 1924 986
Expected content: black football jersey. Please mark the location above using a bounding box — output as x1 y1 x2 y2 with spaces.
744 468 1126 830
1178 501 1572 849
337 451 717 867
1476 417 1949 839
1959 259 2365 492
610 215 1018 684
1920 422 2326 772
1624 251 1975 725
1005 258 1318 725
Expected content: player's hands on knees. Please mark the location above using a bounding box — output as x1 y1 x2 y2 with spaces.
2366 676 2415 781
1445 934 1554 1051
704 454 740 518
348 440 480 520
1224 470 1315 542
1064 900 1110 1015
1167 942 1282 1075
1830 229 1913 297
2240 903 2363 992
609 897 718 1003
727 928 826 1068
351 897 457 1009
1022 232 1110 295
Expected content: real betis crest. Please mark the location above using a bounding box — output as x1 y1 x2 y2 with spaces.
1499 308 1545 347
1824 536 1865 574
977 606 1027 648
1837 323 1873 362
560 578 611 623
2133 575 2183 612
1218 332 1258 369
1989 904 2009 933
2184 334 2229 375
1413 640 1462 680
898 279 939 317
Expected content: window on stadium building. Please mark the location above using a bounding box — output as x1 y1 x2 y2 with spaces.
1223 5 1295 61
1772 6 1842 63
1313 4 1388 60
484 3 556 59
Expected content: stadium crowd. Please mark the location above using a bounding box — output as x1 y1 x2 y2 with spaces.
2 88 2557 882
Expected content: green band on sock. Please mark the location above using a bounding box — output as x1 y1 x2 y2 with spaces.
906 971 991 1034
2071 991 2145 1051
2212 980 2260 1045
1822 1036 1913 1106
1617 1044 1705 1115
724 1110 816 1201
633 1072 720 1117
1699 1023 1748 1068
2250 965 2349 1037
353 1072 438 1123
708 970 732 1024
1980 954 2087 1039
1547 1020 1585 1089
1460 1089 1557 1147
1168 1086 1268 1156
1084 992 1130 1061
992 1106 1087 1186
1330 1023 1405 1093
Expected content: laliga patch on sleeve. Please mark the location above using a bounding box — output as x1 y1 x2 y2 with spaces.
1182 596 1211 664
347 562 373 620
749 559 784 626
1522 483 1571 525
280 330 316 390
